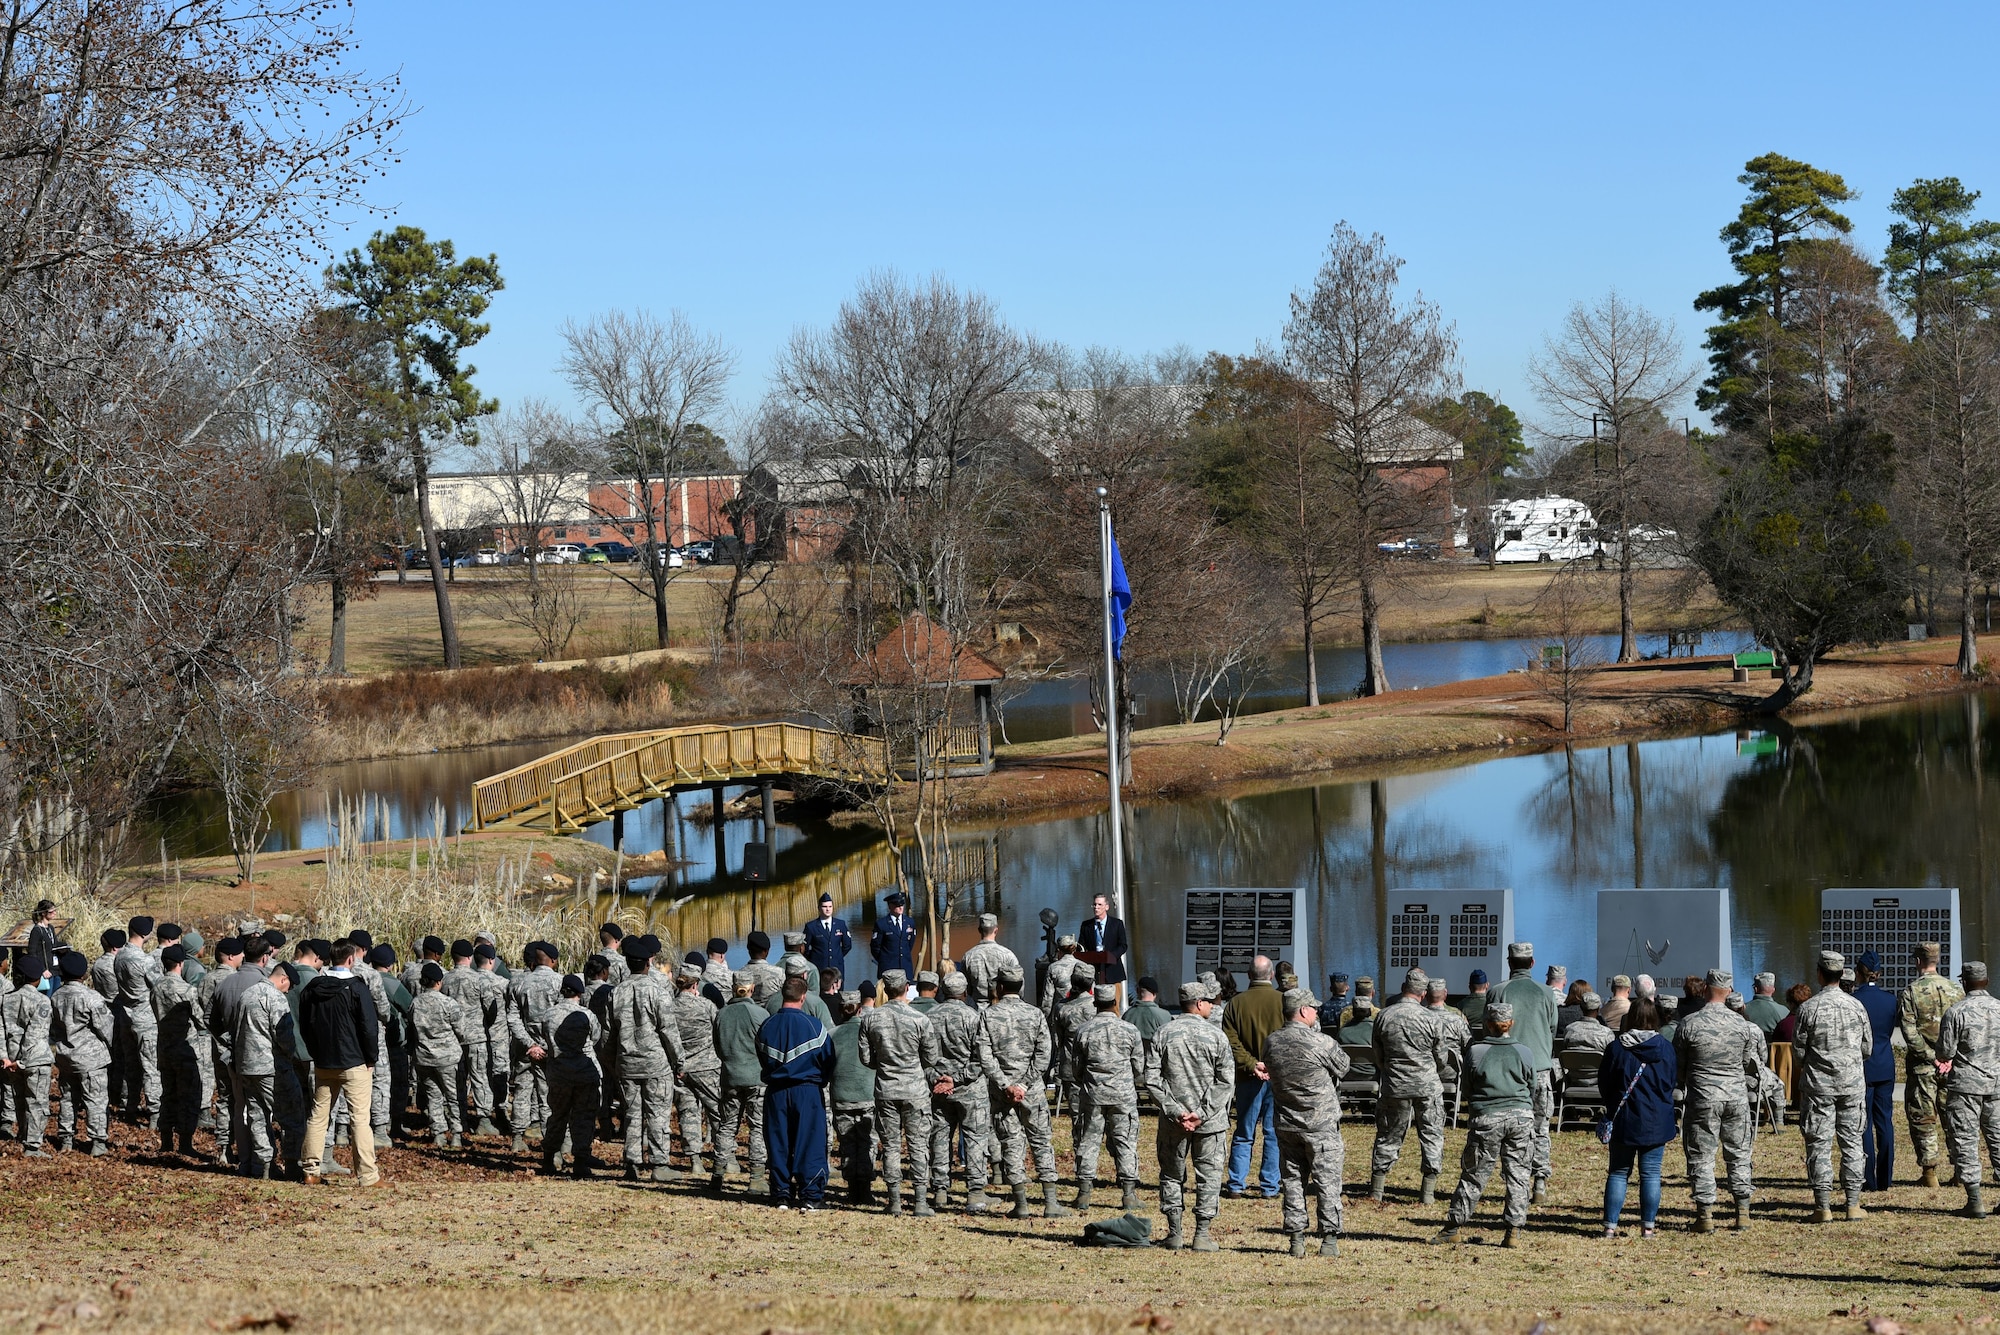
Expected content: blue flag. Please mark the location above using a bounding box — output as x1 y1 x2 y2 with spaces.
1109 533 1132 660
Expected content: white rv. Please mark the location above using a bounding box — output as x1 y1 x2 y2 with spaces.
1479 496 1601 564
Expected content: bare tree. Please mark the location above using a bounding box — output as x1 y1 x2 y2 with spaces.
1283 224 1460 696
188 677 321 885
1527 567 1603 733
469 399 592 566
561 310 735 649
1529 292 1697 661
1164 556 1279 743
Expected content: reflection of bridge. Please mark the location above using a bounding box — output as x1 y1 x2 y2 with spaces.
468 723 892 833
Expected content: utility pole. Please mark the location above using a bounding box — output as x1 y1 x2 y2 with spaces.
1097 488 1126 927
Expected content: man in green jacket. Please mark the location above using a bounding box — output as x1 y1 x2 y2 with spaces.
828 993 878 1205
1490 942 1558 1201
1432 1002 1537 1249
1222 956 1287 1198
713 972 768 1193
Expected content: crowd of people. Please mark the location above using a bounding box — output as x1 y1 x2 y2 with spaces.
3 891 1997 1256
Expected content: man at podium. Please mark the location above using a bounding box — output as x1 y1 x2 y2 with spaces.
1077 894 1128 986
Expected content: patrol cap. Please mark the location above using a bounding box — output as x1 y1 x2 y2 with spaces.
1963 961 1989 984
1092 983 1117 1004
916 970 939 988
1282 987 1319 1015
160 944 187 968
1484 1001 1514 1025
1610 974 1632 989
707 937 729 956
780 931 804 951
782 957 810 977
1507 941 1534 962
1705 968 1732 989
1425 978 1451 998
1755 971 1776 988
976 913 998 932
60 953 87 980
474 930 497 946
1057 933 1079 951
1353 976 1375 993
732 970 755 992
1856 951 1881 973
1818 950 1846 973
880 969 908 993
420 962 443 987
1580 991 1602 1009
473 943 497 962
1178 980 1209 1005
1915 942 1942 965
839 990 861 1010
941 973 967 997
1073 962 1096 985
674 962 703 985
1725 993 1746 1011
1328 972 1350 987
1401 968 1429 994
996 964 1024 986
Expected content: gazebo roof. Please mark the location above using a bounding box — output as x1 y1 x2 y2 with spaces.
840 613 1004 688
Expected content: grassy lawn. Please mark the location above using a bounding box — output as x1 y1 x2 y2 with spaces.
2 1105 1989 1334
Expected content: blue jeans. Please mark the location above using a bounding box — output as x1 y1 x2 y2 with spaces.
1228 1076 1279 1194
1603 1141 1664 1229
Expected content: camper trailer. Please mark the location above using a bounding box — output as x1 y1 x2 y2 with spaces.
1478 496 1601 563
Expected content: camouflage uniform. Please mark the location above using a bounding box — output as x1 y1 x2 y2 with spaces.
351 962 395 1141
672 976 723 1172
738 958 785 1010
1938 986 2000 1189
151 972 202 1153
1674 1000 1764 1205
978 993 1058 1185
606 967 684 1172
2 981 54 1150
858 987 944 1194
1264 1010 1351 1241
927 982 992 1200
411 988 468 1141
960 938 1021 1007
1492 965 1558 1189
193 961 233 1136
1053 976 1096 1117
1444 1023 1538 1230
1073 1003 1145 1191
1149 1004 1234 1229
1040 949 1078 1017
713 986 768 1178
441 962 493 1126
1795 979 1871 1203
112 943 163 1120
1900 969 1965 1171
232 980 294 1173
505 964 562 1133
1370 996 1449 1179
51 978 113 1147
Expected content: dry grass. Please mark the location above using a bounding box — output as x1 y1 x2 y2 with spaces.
1 1106 1990 1334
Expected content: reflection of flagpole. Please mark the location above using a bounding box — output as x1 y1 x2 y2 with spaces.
1097 488 1126 926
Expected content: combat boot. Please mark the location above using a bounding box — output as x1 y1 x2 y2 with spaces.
1530 1178 1549 1205
1844 1198 1868 1221
1043 1182 1073 1217
623 1163 641 1182
512 1134 529 1155
1962 1186 1986 1220
886 1183 905 1216
748 1170 769 1196
449 1133 463 1150
1289 1234 1309 1259
1811 1195 1833 1223
1419 1174 1437 1206
1368 1171 1388 1202
652 1163 680 1183
571 1157 591 1181
1160 1211 1184 1250
1427 1223 1460 1245
1009 1183 1032 1219
474 1117 501 1138
709 1171 726 1195
1319 1235 1338 1257
966 1186 994 1212
1120 1179 1139 1213
1691 1203 1714 1233
1734 1197 1752 1230
913 1184 935 1218
1501 1225 1521 1249
1921 1165 1941 1188
88 1141 107 1157
1073 1180 1093 1212
1190 1217 1218 1252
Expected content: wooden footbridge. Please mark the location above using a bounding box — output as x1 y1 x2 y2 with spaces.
469 722 894 834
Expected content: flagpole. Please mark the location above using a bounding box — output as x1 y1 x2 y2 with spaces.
1097 488 1126 927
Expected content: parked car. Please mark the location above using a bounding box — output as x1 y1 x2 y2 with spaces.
591 541 634 563
472 547 503 566
535 543 584 564
581 548 609 564
654 545 685 569
682 539 715 564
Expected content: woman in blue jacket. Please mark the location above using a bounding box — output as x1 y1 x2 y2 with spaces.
1597 996 1678 1238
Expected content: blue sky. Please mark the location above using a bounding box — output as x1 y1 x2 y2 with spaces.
340 1 2000 440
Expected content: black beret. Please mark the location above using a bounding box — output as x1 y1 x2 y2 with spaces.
156 922 182 941
348 929 374 950
560 973 585 997
18 954 46 980
599 922 624 941
420 962 444 987
263 929 286 949
420 935 445 956
275 962 300 988
858 979 877 999
1137 976 1160 995
473 943 497 961
451 938 474 959
217 936 243 957
684 950 705 966
101 928 127 950
746 930 771 954
639 934 662 955
707 937 728 956
128 915 155 937
367 944 396 968
60 953 88 980
160 944 187 967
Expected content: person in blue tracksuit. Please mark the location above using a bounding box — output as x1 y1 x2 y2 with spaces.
802 894 852 975
758 974 835 1209
870 893 917 981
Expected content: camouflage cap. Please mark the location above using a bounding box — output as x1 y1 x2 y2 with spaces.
977 913 999 932
782 931 807 950
1755 971 1776 987
941 973 967 996
1705 968 1733 988
673 962 703 986
1072 962 1096 985
731 970 755 992
1963 960 1989 984
1354 975 1375 993
1425 978 1451 998
1178 980 1209 1005
1725 992 1746 1010
1485 1001 1515 1026
1282 986 1319 1015
1057 933 1079 951
1507 941 1534 962
782 957 810 977
880 969 909 993
1401 968 1429 994
1092 983 1117 1004
839 990 861 1010
996 964 1024 986
1580 991 1602 1009
916 969 938 985
1610 974 1632 989
1915 942 1942 965
1818 950 1846 973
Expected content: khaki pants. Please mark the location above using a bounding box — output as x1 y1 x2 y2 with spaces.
302 1065 379 1185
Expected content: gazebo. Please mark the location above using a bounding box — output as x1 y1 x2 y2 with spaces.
839 613 1002 777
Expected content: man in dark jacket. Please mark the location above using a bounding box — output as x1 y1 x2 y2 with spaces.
1079 894 1129 986
1852 951 1899 1192
758 975 835 1209
297 940 383 1187
870 893 917 980
803 894 852 975
1222 956 1286 1198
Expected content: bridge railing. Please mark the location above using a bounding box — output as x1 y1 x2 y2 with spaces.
471 729 676 829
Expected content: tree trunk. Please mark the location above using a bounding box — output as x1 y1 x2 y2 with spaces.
328 461 347 673
1302 601 1320 707
1358 565 1389 696
1761 653 1814 713
329 571 347 673
1961 569 1980 677
722 560 747 642
414 469 461 669
1617 519 1638 663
